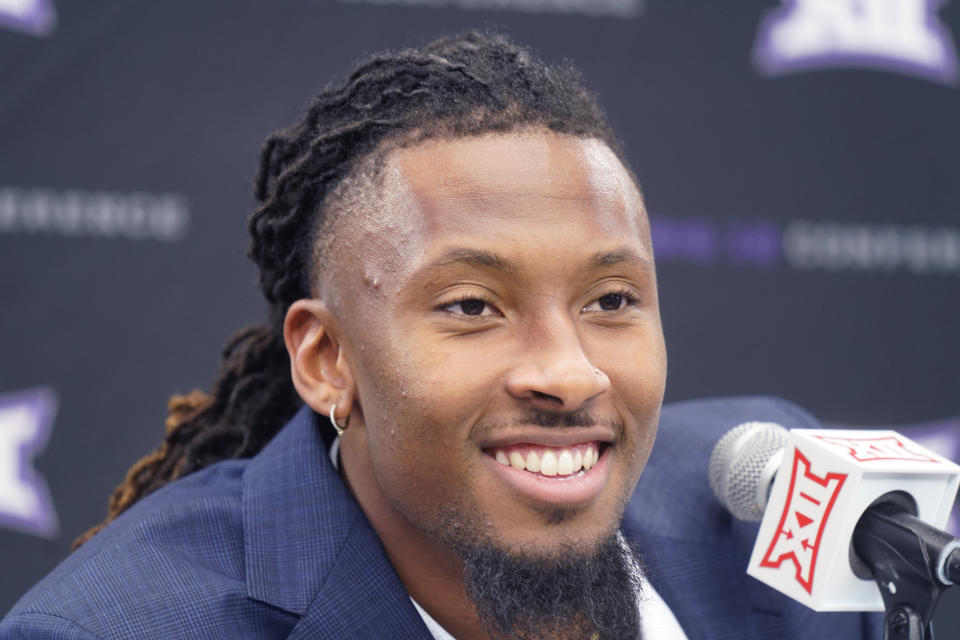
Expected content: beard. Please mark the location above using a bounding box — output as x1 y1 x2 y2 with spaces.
407 407 648 638
453 529 645 640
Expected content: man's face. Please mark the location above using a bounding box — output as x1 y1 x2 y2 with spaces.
334 130 666 558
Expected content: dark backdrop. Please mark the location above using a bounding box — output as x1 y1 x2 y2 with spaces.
2 0 958 630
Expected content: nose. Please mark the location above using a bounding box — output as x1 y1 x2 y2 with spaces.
504 314 610 412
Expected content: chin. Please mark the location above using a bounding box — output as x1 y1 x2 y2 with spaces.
459 522 644 640
489 512 622 560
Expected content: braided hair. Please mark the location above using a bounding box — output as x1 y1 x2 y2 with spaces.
74 30 627 548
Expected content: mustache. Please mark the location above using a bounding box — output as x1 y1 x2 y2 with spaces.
509 407 618 429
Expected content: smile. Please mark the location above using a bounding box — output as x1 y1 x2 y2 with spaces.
488 442 601 477
483 441 612 506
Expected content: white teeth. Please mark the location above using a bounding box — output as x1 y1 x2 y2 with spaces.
557 450 574 475
583 446 598 469
494 445 600 476
540 451 558 476
526 451 541 473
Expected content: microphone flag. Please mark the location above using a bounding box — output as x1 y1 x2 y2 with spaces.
746 429 960 611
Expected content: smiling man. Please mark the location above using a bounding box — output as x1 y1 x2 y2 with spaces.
285 132 665 638
1 32 878 640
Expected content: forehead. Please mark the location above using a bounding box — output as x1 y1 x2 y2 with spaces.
395 132 644 235
329 131 650 296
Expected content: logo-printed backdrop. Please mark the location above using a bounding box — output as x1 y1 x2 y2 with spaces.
2 0 959 627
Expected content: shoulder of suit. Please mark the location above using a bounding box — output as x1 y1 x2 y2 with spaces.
2 459 298 638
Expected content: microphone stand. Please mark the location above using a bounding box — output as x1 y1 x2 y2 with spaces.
853 502 960 640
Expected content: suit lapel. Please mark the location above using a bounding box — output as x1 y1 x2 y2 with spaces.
242 406 432 638
288 511 432 639
632 526 793 640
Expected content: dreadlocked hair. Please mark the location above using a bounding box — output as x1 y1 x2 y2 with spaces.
74 30 627 549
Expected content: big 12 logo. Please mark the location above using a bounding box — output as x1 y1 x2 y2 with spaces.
759 448 847 594
0 0 56 36
754 0 959 85
0 388 59 537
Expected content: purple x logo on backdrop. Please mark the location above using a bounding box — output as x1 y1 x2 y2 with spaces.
0 0 56 36
754 0 959 85
0 388 59 538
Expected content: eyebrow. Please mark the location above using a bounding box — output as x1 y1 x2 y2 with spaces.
590 248 655 272
423 248 520 275
421 247 654 276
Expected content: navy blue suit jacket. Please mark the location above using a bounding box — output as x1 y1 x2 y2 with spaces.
1 398 881 639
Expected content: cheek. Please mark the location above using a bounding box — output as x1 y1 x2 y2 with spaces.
361 387 477 530
607 331 666 466
622 353 667 410
602 326 667 401
352 337 471 485
390 333 492 411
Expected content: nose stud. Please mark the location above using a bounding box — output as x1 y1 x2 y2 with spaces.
593 368 602 375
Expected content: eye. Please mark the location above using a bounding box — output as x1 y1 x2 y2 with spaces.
582 289 637 313
442 297 497 317
597 293 625 311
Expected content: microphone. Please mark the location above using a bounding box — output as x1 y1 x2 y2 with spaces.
709 422 960 612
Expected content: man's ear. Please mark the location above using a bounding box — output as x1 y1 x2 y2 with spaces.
283 299 355 418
